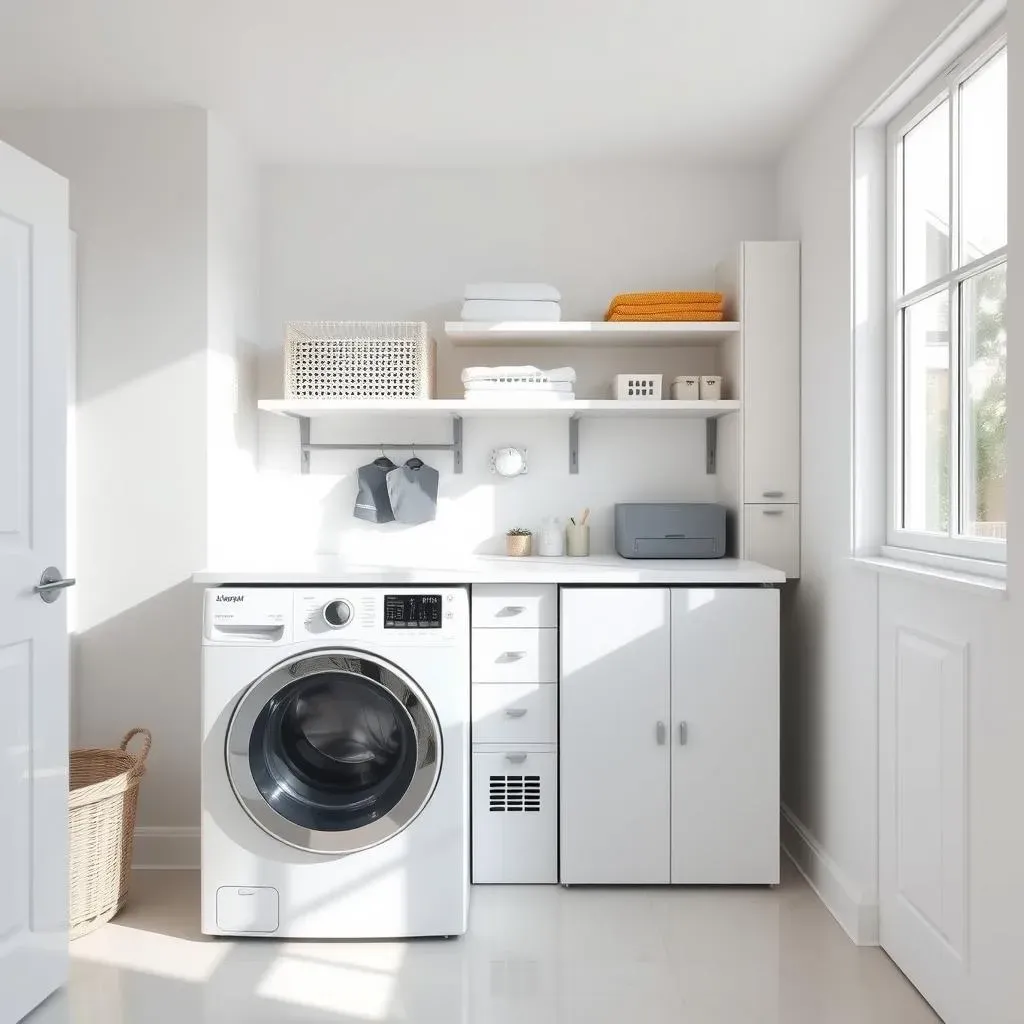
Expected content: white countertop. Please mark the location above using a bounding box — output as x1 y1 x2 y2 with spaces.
192 554 785 585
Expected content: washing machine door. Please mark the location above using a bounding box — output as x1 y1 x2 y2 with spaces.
226 649 443 854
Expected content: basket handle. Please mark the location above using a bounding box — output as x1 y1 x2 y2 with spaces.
120 728 152 766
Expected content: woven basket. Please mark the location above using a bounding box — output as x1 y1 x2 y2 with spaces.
69 728 151 939
284 321 436 399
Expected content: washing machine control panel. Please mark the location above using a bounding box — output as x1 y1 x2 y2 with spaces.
293 588 467 641
383 593 442 629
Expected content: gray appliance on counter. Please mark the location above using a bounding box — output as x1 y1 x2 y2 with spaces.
614 502 727 559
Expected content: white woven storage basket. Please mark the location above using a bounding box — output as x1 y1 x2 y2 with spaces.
285 321 436 399
69 729 151 939
614 373 663 400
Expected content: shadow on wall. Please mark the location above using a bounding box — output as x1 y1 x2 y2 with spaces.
73 581 204 831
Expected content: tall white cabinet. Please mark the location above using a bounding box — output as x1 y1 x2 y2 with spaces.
559 586 780 885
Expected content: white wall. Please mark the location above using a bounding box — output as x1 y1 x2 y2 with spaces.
777 0 1024 1018
0 110 210 843
255 162 776 561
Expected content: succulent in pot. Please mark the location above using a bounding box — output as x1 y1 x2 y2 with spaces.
505 528 533 557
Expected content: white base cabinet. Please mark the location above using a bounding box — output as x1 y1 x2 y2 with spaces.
559 586 780 885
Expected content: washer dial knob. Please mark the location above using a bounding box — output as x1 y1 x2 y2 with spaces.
322 599 353 628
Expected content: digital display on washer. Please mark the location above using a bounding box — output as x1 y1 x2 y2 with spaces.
384 594 443 628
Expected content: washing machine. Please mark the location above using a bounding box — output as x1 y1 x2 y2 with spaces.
201 586 470 938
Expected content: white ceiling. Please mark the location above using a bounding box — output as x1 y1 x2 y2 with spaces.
0 0 904 165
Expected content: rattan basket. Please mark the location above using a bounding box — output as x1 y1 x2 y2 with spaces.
69 729 151 939
284 321 436 399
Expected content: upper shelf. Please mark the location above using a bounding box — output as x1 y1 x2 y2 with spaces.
444 320 741 347
258 398 740 420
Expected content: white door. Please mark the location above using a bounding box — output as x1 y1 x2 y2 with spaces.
670 588 779 883
559 588 671 884
0 141 71 1022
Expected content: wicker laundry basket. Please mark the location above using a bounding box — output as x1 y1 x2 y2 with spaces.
69 728 151 939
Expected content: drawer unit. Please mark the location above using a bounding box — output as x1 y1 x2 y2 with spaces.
471 627 557 684
471 584 557 629
744 503 800 579
472 683 557 745
472 749 558 884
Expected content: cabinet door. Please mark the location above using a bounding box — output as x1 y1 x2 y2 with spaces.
743 241 800 503
670 588 780 883
559 588 671 884
744 503 800 579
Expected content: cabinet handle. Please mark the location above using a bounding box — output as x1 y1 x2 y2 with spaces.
762 508 785 516
762 490 784 499
505 752 528 764
504 708 528 718
499 651 527 662
499 605 526 616
679 721 688 746
655 721 667 745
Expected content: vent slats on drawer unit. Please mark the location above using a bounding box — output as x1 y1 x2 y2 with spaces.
488 775 542 812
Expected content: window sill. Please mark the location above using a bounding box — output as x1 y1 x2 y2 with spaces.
851 553 1007 598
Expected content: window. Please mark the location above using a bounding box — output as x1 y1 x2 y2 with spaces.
888 28 1007 564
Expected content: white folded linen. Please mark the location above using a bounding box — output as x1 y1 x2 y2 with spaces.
464 380 575 393
461 365 577 384
461 299 561 322
464 282 561 302
463 390 576 403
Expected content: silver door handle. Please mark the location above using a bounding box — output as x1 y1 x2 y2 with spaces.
679 721 688 745
762 508 785 516
656 721 667 745
762 490 784 498
499 605 526 616
500 651 527 661
504 708 528 718
35 566 76 604
505 752 528 764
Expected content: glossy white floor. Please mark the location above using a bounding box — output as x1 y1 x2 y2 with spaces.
29 861 937 1024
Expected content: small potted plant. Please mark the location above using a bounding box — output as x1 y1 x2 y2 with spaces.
505 527 533 557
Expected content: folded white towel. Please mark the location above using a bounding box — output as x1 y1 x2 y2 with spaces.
465 282 561 302
461 365 577 384
461 299 561 322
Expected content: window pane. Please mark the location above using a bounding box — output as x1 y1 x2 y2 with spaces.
960 48 1007 261
903 291 950 533
961 263 1007 540
903 101 950 294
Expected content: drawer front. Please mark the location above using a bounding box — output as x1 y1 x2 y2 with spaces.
471 584 557 629
472 628 558 684
744 503 800 579
472 683 557 745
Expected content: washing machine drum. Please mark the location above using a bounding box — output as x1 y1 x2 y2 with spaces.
226 651 442 854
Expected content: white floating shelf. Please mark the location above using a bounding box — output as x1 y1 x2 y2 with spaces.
258 398 740 420
445 320 741 347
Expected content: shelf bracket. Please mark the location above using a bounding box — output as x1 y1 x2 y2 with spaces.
705 417 717 475
569 416 580 474
297 414 464 474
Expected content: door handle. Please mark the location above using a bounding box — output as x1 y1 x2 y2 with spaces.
505 752 528 764
655 721 667 745
504 708 528 718
35 566 76 604
762 490 784 499
679 721 688 745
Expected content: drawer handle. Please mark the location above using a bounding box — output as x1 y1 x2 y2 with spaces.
505 752 528 764
655 721 667 745
498 605 527 617
505 708 528 718
498 651 528 662
762 508 785 516
762 490 784 499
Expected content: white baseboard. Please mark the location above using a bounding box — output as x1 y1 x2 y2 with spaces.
780 804 879 945
132 827 200 869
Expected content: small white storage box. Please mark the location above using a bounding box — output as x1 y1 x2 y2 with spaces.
614 374 663 400
472 749 558 884
284 321 436 399
699 375 723 400
671 375 701 400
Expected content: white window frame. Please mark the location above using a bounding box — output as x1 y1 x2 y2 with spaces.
886 20 1007 567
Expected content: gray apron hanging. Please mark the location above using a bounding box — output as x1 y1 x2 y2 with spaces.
386 458 439 524
353 456 397 523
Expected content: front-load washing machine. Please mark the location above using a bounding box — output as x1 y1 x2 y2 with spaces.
201 586 470 938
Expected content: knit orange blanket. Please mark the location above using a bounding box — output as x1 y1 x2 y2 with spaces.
605 290 723 317
607 310 725 322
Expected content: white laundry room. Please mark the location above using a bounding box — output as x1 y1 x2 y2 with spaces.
0 1 1020 1022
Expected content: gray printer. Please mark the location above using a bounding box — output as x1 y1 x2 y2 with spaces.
614 502 727 559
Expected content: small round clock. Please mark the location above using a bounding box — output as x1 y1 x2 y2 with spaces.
490 446 528 477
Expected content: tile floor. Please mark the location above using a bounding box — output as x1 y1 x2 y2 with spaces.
29 861 939 1023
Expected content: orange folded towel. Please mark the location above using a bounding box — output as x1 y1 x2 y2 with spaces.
607 310 725 322
605 291 723 319
609 301 724 316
